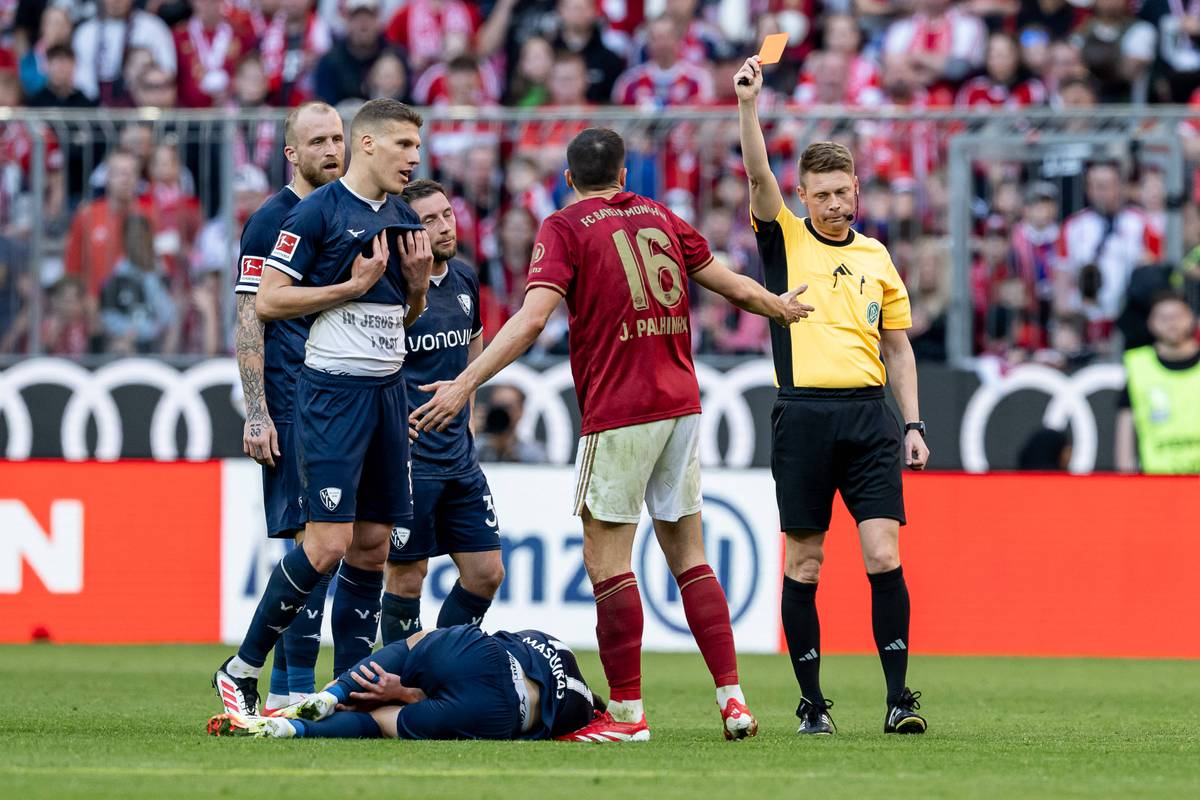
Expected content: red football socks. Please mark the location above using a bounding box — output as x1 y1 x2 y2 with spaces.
593 572 644 702
677 564 739 687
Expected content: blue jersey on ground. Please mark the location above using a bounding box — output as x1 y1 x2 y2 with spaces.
265 179 424 377
326 626 596 741
493 629 599 740
404 258 482 478
234 186 308 423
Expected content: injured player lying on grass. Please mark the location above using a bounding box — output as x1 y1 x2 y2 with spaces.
207 624 632 742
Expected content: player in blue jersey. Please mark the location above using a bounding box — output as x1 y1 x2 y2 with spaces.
208 625 606 741
213 99 434 717
228 101 349 715
378 179 504 644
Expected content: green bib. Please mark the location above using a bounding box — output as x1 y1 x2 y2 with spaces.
1123 346 1200 474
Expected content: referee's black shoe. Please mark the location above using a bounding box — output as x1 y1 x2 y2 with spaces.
795 698 836 736
884 688 926 734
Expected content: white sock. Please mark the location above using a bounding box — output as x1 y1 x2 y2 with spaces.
273 719 299 738
265 692 291 710
226 655 261 679
716 684 745 709
608 698 645 723
288 691 309 706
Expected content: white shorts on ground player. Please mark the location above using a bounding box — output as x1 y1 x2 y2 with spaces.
572 414 702 524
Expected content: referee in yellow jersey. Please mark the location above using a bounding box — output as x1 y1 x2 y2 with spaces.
735 56 930 736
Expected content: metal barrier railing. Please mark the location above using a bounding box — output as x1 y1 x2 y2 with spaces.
0 105 1194 361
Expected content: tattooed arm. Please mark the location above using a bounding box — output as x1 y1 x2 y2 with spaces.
236 293 279 467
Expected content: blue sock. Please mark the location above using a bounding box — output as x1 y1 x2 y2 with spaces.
326 639 412 704
437 580 493 628
237 546 325 667
268 646 290 699
331 563 384 676
283 572 331 695
380 592 422 645
293 711 381 739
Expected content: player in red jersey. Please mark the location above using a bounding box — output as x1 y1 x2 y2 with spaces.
413 128 812 742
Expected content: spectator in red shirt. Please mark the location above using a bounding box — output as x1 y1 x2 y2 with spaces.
613 16 714 107
137 143 203 281
423 55 502 176
386 0 481 74
632 0 730 66
956 32 1048 107
65 150 147 298
882 0 987 90
412 51 502 106
174 0 255 108
793 50 882 109
41 277 99 356
794 14 882 106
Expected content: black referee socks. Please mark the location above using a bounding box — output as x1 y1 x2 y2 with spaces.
781 576 825 707
868 565 911 706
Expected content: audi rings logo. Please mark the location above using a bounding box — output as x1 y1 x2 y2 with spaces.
960 362 1126 474
636 496 759 635
0 357 781 464
0 357 241 460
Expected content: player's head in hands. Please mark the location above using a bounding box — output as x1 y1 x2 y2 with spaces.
796 141 859 240
401 179 457 265
565 127 627 199
348 98 424 197
283 101 345 192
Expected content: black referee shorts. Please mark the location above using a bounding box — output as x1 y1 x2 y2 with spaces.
770 386 906 532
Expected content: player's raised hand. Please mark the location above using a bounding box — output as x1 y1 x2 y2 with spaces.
348 232 389 296
734 56 763 102
400 230 434 291
411 378 470 433
347 661 428 706
905 429 930 471
774 283 815 326
243 412 279 468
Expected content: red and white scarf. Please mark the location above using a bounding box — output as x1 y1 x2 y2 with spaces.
406 0 475 67
260 11 324 83
187 17 234 94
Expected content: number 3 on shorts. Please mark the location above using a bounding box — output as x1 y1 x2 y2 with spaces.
484 494 498 528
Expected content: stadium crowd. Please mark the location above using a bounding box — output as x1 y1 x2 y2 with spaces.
0 0 1198 363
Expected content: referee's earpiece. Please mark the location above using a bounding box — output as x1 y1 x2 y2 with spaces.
845 187 859 223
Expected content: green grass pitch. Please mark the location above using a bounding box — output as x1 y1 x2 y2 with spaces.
0 644 1196 799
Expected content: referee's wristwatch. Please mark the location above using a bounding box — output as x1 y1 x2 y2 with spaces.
904 421 927 438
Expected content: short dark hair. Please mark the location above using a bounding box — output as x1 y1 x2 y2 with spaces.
46 44 74 62
799 141 855 183
284 100 338 148
447 55 478 74
401 178 448 206
1149 290 1190 313
567 128 625 191
350 98 423 140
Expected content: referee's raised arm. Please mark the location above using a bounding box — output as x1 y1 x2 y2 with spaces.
734 57 784 222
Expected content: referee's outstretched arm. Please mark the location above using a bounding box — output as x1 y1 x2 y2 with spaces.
734 57 783 222
881 329 930 470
